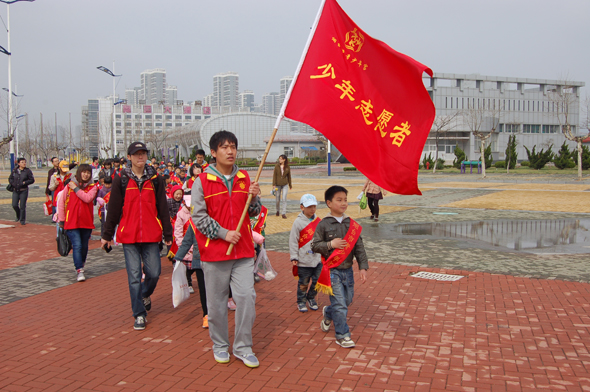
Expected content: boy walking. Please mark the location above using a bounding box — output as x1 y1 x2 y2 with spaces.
101 142 173 331
289 194 322 313
191 130 261 368
311 185 368 348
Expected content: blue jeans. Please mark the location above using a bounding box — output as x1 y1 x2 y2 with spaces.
296 264 322 304
66 228 92 271
123 243 161 318
324 267 354 339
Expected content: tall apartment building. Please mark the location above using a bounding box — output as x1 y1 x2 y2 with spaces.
279 76 293 110
140 68 167 104
425 73 585 163
212 72 239 110
239 90 255 111
125 87 141 105
166 86 178 106
262 92 279 116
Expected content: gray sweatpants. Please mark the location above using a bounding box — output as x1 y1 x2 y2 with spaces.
201 257 256 356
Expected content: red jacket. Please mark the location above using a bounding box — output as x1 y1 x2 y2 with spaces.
52 173 72 207
194 170 255 262
63 183 97 230
116 177 164 244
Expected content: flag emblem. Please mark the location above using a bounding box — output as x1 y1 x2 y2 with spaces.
344 28 364 52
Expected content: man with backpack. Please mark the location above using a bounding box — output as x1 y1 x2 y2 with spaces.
101 142 173 331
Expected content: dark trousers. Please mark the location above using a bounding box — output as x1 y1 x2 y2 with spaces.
12 188 28 224
368 197 380 218
187 268 208 316
297 263 322 304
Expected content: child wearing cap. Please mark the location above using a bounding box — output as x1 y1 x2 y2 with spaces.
289 194 322 313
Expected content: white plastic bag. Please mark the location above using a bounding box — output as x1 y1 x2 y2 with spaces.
172 261 190 308
357 191 364 200
253 247 277 281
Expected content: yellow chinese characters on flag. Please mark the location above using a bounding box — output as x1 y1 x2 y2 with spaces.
282 0 435 195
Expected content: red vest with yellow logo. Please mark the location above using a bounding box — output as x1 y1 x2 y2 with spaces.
64 183 96 230
116 177 163 244
195 170 255 262
53 173 72 207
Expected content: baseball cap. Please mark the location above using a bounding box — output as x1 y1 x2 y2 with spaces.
127 141 148 155
300 194 318 207
58 160 69 171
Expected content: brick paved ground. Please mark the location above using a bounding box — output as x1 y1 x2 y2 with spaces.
1 168 590 391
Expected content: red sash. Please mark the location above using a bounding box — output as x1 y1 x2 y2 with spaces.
98 191 111 220
167 203 185 259
252 206 268 234
293 216 321 277
316 218 362 296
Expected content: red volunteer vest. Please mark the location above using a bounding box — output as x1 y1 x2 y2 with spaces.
194 170 255 262
52 173 72 206
116 176 163 244
64 183 96 230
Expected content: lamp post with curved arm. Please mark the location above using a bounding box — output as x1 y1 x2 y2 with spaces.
97 63 122 157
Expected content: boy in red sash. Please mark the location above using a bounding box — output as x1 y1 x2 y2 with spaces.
289 194 322 313
191 130 261 368
311 185 368 349
195 149 209 170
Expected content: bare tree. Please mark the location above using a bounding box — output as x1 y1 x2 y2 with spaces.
463 99 501 178
548 82 590 180
145 128 170 159
431 111 460 173
98 123 113 158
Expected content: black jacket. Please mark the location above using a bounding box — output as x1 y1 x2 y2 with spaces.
9 167 35 192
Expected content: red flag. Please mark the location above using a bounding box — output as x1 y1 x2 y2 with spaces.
281 0 435 195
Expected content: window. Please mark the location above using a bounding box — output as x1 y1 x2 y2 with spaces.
438 145 445 152
445 145 456 154
145 115 152 119
155 115 162 120
523 124 540 134
116 130 122 135
116 122 121 126
175 115 182 120
283 146 294 158
504 124 519 133
166 122 172 127
185 116 192 120
498 124 504 133
115 115 121 119
125 122 132 127
155 122 162 127
175 123 182 127
542 125 559 134
135 114 141 119
126 114 132 119
166 115 172 120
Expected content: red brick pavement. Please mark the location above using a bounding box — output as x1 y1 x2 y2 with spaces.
0 220 103 270
2 251 590 391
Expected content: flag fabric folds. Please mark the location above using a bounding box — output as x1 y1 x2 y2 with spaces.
282 0 435 195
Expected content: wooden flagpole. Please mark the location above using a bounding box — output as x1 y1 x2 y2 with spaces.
226 127 279 255
225 0 327 256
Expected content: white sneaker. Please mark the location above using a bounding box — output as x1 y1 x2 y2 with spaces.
76 269 86 282
336 337 355 348
320 306 331 332
189 286 195 294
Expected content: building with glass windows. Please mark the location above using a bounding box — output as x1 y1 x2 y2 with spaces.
424 73 585 163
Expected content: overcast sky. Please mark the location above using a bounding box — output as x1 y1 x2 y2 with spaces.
0 0 588 133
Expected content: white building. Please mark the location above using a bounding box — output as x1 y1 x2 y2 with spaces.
279 76 293 110
262 92 279 116
239 90 255 111
140 68 167 105
212 71 239 110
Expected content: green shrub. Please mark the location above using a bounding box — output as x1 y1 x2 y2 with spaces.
483 143 493 168
525 144 554 170
553 141 575 169
494 161 506 168
343 167 357 171
574 145 590 170
520 161 530 167
453 146 466 169
290 157 299 163
505 135 518 169
422 153 434 169
436 158 445 170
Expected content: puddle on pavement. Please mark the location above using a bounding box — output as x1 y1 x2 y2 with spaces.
393 219 590 252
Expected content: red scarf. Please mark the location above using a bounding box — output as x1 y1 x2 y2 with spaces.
293 216 320 277
316 218 362 296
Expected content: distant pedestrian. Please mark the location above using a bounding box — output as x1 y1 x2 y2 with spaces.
46 157 76 212
362 178 387 222
272 154 292 219
101 142 173 331
57 164 98 282
8 158 35 225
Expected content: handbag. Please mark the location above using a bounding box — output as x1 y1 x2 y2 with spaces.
359 192 368 210
43 200 53 216
6 183 14 192
56 227 72 257
171 261 190 308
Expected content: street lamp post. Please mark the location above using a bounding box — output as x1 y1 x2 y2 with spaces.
97 63 121 157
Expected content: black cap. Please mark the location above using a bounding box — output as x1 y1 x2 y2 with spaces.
127 141 148 155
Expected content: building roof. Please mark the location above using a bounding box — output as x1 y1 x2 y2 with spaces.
263 135 321 143
429 73 585 87
583 137 590 144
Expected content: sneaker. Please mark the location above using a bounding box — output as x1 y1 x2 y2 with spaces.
189 286 195 294
308 298 319 311
202 315 209 329
227 298 237 311
320 306 331 332
134 315 147 330
143 297 151 311
214 351 230 364
276 211 279 216
336 337 356 348
234 353 260 368
370 215 374 220
76 269 86 282
282 214 287 219
374 218 379 222
297 302 308 313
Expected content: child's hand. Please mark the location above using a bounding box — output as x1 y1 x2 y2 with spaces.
331 238 347 249
225 230 242 244
359 269 367 283
249 182 260 196
291 259 298 266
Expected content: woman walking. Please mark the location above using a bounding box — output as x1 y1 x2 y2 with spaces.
272 154 292 219
58 164 98 282
9 158 35 226
362 178 387 222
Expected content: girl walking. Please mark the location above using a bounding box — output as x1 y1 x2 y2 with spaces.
362 178 387 222
272 154 292 219
58 164 98 282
